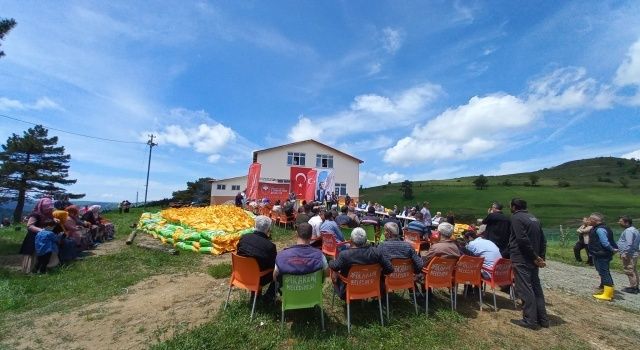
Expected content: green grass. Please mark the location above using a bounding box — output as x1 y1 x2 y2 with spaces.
363 184 638 227
208 263 232 278
153 295 473 350
0 246 202 327
363 157 640 227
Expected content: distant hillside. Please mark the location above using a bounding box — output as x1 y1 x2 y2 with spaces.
361 157 640 227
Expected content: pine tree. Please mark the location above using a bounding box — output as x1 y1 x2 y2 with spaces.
0 125 83 222
172 177 213 204
0 18 17 58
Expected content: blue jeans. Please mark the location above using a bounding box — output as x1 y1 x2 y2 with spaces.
593 256 613 287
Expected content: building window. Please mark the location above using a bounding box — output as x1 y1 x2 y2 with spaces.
316 154 334 168
216 184 226 190
287 152 306 166
231 185 240 191
334 183 346 196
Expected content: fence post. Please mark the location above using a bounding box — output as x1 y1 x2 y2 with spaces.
559 224 565 247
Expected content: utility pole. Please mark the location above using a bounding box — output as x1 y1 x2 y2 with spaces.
143 134 157 208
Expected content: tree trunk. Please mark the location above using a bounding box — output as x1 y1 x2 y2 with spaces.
13 185 26 223
12 152 31 224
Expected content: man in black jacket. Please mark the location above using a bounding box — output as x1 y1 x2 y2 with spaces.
329 227 393 299
237 215 277 301
508 198 548 330
482 201 511 257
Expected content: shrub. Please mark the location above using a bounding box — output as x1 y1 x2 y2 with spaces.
558 180 571 187
502 179 512 186
523 181 531 187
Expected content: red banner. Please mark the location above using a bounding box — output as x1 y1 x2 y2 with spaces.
257 182 290 202
290 167 312 198
305 169 317 202
246 163 261 200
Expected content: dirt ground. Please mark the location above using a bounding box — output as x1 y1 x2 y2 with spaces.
456 288 640 349
3 235 639 350
4 273 230 350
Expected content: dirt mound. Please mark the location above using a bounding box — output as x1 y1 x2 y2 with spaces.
5 273 229 350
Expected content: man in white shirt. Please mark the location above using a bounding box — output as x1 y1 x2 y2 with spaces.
464 230 502 279
308 207 324 240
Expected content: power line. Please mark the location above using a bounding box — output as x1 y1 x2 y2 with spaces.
0 113 147 144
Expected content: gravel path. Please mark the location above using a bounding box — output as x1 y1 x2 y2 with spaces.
540 260 639 312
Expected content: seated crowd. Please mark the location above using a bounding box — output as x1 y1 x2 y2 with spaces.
18 197 116 274
236 207 506 306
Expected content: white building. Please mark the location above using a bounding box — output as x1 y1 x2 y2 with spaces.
210 139 362 205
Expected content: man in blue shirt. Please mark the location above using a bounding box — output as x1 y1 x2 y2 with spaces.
274 223 328 283
588 212 618 301
407 212 430 240
319 211 345 242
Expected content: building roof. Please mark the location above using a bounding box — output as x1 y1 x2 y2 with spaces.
208 175 248 183
253 139 364 163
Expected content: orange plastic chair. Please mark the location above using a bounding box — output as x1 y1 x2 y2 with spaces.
482 258 516 311
336 264 384 333
403 229 429 254
278 213 295 229
224 253 274 320
422 257 456 316
453 256 485 311
321 232 348 260
385 258 419 318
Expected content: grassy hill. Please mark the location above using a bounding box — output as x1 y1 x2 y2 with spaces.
361 157 640 228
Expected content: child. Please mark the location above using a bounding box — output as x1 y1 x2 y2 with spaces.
34 229 61 273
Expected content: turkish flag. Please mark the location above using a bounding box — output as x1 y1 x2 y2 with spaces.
246 163 261 200
290 167 312 198
305 169 317 202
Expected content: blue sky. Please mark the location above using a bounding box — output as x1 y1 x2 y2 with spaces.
1 0 640 201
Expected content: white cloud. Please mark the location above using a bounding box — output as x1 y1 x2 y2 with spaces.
287 83 443 142
614 38 640 87
140 107 255 164
381 27 403 54
384 65 621 166
452 0 475 24
145 122 235 155
360 171 405 187
337 135 393 153
367 62 382 76
622 149 640 159
0 96 62 111
384 94 535 165
207 154 221 163
288 116 321 141
527 67 613 111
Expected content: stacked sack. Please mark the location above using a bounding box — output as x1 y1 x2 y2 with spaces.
137 205 256 255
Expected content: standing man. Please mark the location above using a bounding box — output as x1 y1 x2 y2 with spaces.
616 215 639 294
508 198 548 330
420 202 432 228
588 213 618 301
482 201 511 257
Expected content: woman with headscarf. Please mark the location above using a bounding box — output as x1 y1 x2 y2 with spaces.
82 205 104 243
52 210 78 263
66 205 93 250
19 197 55 273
